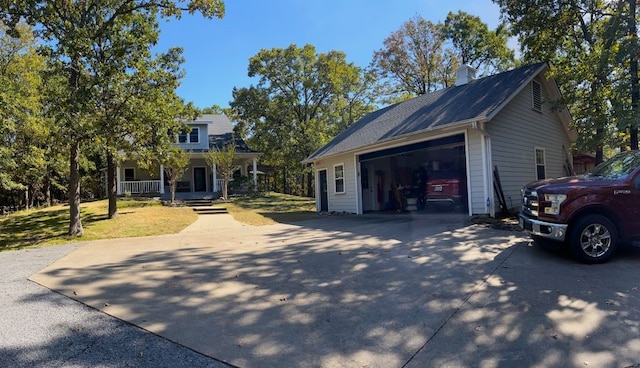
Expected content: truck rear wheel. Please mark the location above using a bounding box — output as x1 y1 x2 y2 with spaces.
569 214 618 264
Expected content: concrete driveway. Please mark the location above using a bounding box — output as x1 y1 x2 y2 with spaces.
27 213 640 368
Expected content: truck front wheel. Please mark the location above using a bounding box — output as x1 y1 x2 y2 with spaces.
569 214 618 264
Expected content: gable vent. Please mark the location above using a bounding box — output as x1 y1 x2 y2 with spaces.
532 80 542 112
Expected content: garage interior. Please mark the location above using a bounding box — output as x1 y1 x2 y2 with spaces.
359 134 467 213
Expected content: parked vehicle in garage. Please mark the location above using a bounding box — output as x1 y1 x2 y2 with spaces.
519 150 640 263
424 170 466 211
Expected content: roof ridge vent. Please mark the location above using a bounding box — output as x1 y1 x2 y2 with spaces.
455 64 477 86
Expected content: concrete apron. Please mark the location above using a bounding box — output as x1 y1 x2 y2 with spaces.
31 213 528 368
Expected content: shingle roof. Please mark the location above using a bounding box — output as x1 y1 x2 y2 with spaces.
306 62 547 161
194 114 234 135
208 133 259 153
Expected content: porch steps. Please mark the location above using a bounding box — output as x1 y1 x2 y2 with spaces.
192 206 228 215
184 199 228 215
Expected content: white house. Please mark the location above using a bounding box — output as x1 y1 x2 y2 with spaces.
304 63 577 216
116 114 262 199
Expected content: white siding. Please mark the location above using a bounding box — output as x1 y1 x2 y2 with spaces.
486 77 573 212
315 153 359 213
466 128 487 214
175 123 209 151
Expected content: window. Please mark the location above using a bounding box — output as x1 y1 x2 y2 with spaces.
178 130 188 143
535 148 546 180
189 127 199 143
172 127 199 144
124 168 135 181
532 80 542 112
334 164 345 194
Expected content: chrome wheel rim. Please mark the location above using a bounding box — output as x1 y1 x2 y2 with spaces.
579 223 611 258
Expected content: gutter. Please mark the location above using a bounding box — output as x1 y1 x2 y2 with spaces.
303 116 488 164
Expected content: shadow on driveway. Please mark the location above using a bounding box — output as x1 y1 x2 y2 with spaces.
28 214 640 367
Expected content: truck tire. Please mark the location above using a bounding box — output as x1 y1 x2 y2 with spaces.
569 214 618 264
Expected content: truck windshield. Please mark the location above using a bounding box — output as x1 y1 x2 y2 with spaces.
590 151 640 179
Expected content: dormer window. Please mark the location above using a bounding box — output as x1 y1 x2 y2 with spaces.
532 80 542 112
178 130 188 143
189 127 199 143
174 127 199 143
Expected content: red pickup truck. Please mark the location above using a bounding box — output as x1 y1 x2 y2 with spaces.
519 150 640 263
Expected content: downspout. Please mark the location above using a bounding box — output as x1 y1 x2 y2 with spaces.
472 121 495 217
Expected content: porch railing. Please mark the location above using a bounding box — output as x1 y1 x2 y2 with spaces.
120 180 162 194
215 179 225 192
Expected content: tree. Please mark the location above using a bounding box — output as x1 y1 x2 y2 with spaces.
372 16 446 98
0 0 225 236
205 138 236 201
442 11 515 74
372 14 515 101
161 147 189 204
0 22 47 208
494 0 632 162
230 44 375 196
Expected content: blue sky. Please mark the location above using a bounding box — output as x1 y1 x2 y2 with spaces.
156 0 505 109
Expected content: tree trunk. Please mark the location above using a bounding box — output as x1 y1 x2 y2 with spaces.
630 0 639 150
24 187 29 210
170 180 176 204
106 150 118 219
307 171 313 198
68 140 84 236
282 166 287 194
44 173 51 206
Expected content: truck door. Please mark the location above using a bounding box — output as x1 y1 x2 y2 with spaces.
630 173 640 239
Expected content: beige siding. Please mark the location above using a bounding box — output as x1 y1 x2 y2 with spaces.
315 153 359 213
487 78 573 212
466 128 487 214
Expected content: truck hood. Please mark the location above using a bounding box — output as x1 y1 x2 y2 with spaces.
526 175 615 192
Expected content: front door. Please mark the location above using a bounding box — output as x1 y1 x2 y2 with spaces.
361 164 377 212
319 169 328 212
194 167 206 192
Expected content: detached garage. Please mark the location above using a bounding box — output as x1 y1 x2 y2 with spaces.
304 62 577 217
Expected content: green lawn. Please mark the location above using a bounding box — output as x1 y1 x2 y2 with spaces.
222 192 321 226
0 193 320 251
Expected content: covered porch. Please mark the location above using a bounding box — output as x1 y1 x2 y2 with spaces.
116 153 261 197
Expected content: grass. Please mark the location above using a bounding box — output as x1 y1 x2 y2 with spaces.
0 193 320 251
0 199 197 251
221 192 321 226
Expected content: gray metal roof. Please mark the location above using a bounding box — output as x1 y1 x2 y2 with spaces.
306 62 548 161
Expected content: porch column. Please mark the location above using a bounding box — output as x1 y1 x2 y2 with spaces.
159 164 165 194
252 158 258 189
212 163 218 192
116 165 122 195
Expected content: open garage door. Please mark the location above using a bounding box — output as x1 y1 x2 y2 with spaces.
359 134 467 213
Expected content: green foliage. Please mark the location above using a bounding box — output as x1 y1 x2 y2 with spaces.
372 14 515 100
230 44 376 195
205 138 236 200
0 22 58 208
443 11 515 73
160 147 190 204
495 0 637 159
0 0 225 235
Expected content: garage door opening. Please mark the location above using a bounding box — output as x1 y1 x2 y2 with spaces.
359 135 467 214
